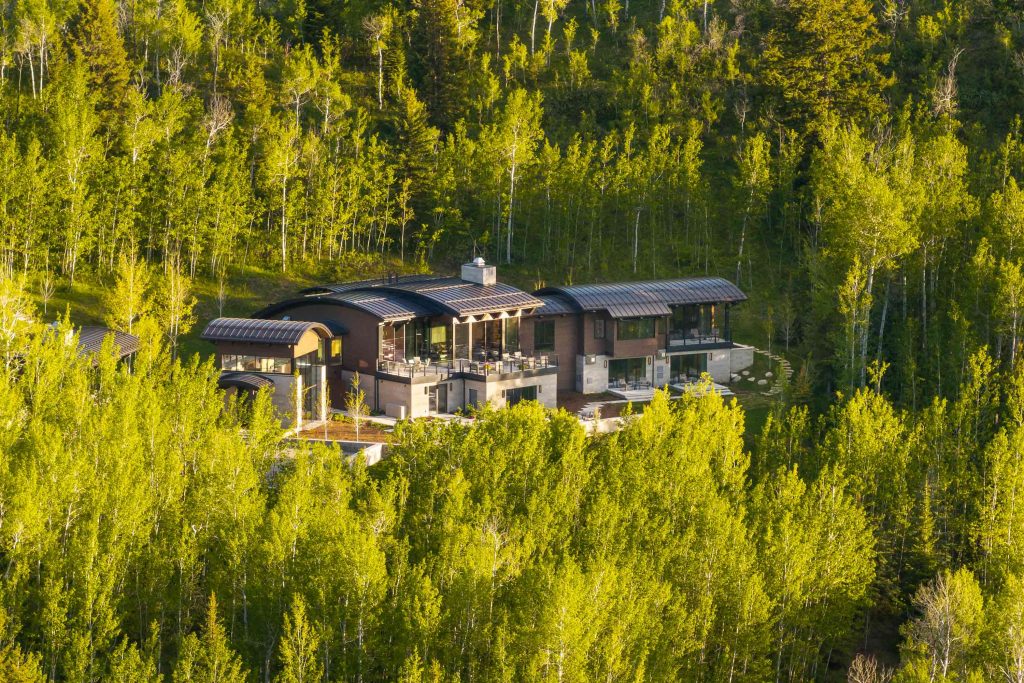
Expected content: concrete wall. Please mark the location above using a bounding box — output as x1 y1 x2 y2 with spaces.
578 354 609 393
653 354 671 387
265 374 298 427
730 345 755 373
707 349 731 382
468 372 558 409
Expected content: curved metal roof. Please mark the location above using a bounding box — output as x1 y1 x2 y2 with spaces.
77 326 140 358
201 318 333 345
536 277 745 318
218 371 275 392
380 278 544 316
253 291 437 322
528 294 577 316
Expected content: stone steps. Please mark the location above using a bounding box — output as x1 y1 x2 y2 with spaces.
752 348 793 397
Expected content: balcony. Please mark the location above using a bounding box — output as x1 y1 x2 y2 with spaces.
377 359 453 380
667 330 729 348
456 354 558 378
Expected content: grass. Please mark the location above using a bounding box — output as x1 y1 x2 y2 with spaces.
26 256 429 362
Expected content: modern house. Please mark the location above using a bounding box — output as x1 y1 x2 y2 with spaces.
200 317 335 428
201 259 752 421
527 279 752 394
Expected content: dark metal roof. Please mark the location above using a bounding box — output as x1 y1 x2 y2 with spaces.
529 294 577 316
606 302 673 318
536 277 746 317
218 371 275 391
279 275 543 320
251 291 437 323
329 290 439 321
201 318 332 345
77 326 140 358
381 278 543 316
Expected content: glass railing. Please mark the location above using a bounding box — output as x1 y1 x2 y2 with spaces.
667 331 727 346
378 354 558 379
455 354 558 376
377 359 453 379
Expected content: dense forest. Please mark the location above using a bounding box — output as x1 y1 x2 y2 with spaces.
4 281 1024 681
3 0 1024 679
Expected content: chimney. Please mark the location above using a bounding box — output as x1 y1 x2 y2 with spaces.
461 256 496 286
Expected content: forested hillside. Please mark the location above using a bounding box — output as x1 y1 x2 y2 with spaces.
4 278 1024 681
4 0 1024 680
1 0 1023 393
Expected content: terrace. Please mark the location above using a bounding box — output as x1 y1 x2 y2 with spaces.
455 354 558 377
377 354 558 380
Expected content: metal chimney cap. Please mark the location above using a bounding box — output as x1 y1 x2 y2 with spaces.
472 256 486 267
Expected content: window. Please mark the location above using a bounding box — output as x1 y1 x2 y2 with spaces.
220 355 291 374
535 320 556 352
608 358 647 387
617 318 656 340
330 338 343 362
505 385 538 406
504 317 520 354
594 318 605 339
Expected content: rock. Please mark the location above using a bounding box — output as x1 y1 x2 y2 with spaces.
731 374 740 382
757 379 768 386
747 376 756 382
765 371 773 378
741 370 750 376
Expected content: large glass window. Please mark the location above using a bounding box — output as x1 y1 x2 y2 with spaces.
504 317 520 354
608 357 648 387
454 322 470 360
472 320 503 360
534 320 555 352
380 323 406 362
221 355 291 374
670 305 718 341
617 318 656 340
670 353 707 382
428 324 449 360
505 385 538 406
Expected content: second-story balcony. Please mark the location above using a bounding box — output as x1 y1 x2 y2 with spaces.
456 353 558 378
377 358 453 380
378 354 558 382
668 329 729 348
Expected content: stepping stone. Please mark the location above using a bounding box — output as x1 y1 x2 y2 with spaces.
765 371 773 378
741 370 750 376
757 379 768 386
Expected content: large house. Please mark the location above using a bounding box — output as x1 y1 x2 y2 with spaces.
201 259 753 422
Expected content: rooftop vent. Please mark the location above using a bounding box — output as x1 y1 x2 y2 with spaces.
461 257 496 286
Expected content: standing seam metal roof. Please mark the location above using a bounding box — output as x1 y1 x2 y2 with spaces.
77 326 141 358
535 277 746 317
218 371 276 391
201 318 333 344
380 278 544 316
528 294 578 316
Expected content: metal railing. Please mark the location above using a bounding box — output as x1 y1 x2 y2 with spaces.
378 354 558 379
456 354 558 376
667 331 727 346
377 359 453 379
